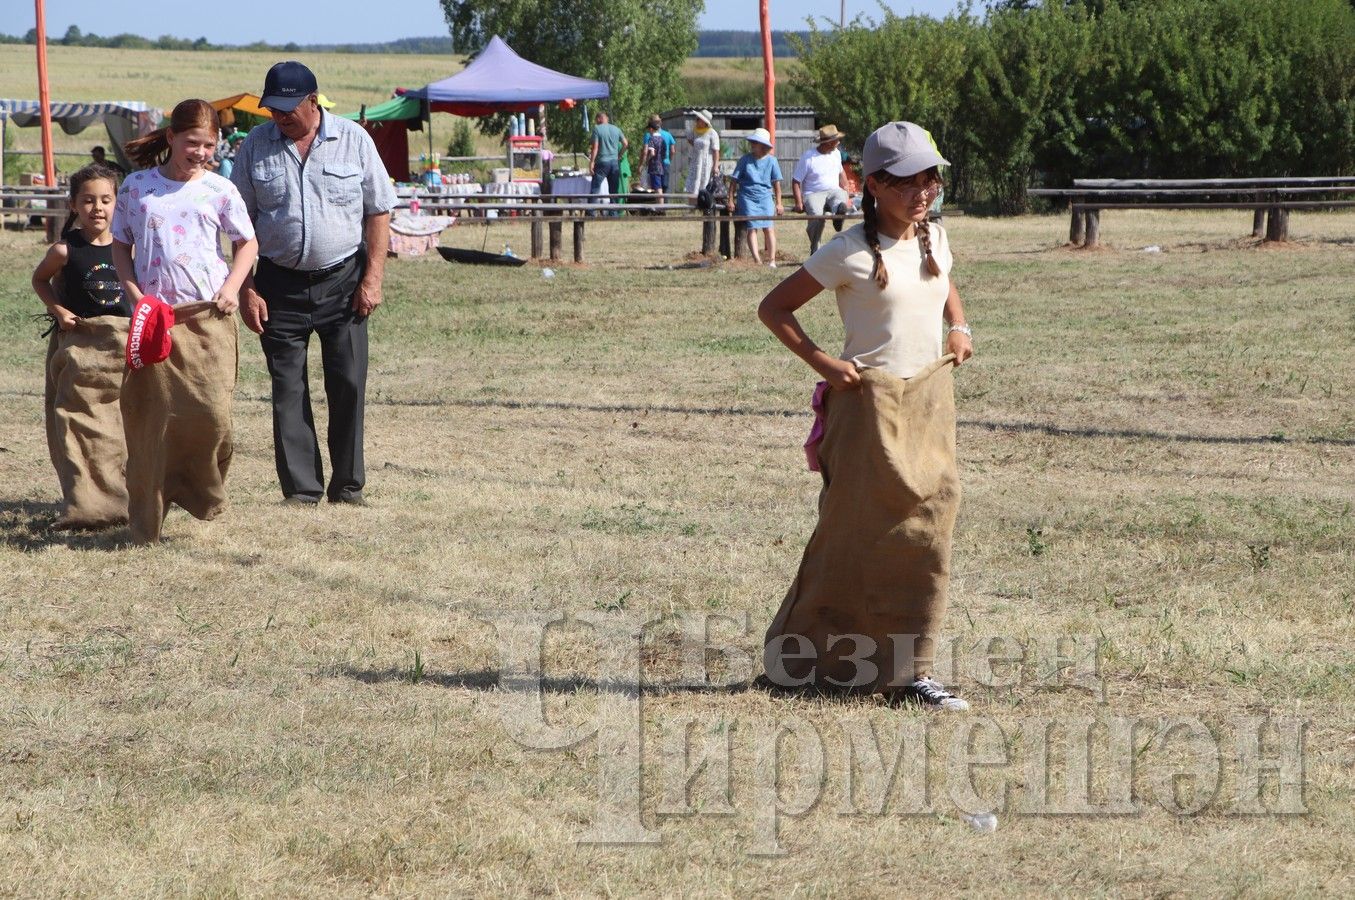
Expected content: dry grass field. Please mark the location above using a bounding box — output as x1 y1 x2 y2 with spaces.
0 205 1352 895
0 43 480 165
0 45 788 171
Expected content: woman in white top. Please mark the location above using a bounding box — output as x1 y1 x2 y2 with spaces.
684 108 720 196
756 121 975 711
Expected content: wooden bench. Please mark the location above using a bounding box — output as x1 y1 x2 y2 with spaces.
1028 178 1355 247
403 189 863 263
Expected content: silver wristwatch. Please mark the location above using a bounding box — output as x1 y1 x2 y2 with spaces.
946 324 972 337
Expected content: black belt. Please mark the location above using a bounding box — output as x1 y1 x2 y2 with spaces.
260 253 357 283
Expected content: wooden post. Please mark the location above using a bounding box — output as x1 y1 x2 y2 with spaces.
45 195 65 243
1083 208 1100 248
701 212 717 256
573 219 586 263
1264 206 1289 243
1252 208 1266 238
530 218 543 259
733 220 747 258
1069 200 1086 246
548 221 562 261
719 202 732 258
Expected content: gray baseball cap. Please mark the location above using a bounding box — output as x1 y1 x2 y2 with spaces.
862 121 949 178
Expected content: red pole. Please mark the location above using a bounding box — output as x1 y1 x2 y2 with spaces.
760 0 776 143
34 0 56 189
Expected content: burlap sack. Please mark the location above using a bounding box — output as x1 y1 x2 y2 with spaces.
764 357 961 692
120 301 238 544
44 316 131 529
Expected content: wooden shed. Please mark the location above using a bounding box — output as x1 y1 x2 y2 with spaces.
659 105 819 194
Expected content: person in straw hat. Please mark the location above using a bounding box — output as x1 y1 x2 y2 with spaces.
792 124 854 255
757 121 975 710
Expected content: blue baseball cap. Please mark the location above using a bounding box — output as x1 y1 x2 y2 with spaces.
261 61 318 113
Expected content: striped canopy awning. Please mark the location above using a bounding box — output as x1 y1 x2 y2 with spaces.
0 99 162 134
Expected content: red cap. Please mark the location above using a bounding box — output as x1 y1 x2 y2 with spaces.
126 295 175 370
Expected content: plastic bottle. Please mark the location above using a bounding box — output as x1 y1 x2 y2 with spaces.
502 243 515 258
962 812 998 833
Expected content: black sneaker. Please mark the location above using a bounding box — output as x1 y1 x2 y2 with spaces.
832 202 847 232
282 495 320 506
899 676 969 711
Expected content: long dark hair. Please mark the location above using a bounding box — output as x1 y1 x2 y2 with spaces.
862 167 943 288
61 163 122 239
123 99 220 169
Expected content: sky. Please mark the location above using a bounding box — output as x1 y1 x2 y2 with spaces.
3 1 967 46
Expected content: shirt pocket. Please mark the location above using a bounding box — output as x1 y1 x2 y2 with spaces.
323 164 362 207
252 163 287 210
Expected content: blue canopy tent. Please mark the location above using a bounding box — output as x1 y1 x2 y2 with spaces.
400 35 610 116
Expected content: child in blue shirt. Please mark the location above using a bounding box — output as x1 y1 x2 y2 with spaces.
731 128 784 266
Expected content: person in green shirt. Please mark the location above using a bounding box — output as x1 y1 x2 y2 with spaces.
589 112 629 203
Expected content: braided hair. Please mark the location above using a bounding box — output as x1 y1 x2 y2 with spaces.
864 168 943 288
861 182 889 289
917 217 942 279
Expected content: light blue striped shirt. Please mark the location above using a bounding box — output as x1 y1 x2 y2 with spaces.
230 111 396 271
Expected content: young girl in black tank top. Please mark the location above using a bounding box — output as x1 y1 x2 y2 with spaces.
59 228 131 319
32 164 128 327
31 164 131 530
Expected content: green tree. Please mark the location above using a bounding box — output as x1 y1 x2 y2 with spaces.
791 11 975 196
440 0 702 152
447 118 477 157
62 25 83 46
959 0 1092 210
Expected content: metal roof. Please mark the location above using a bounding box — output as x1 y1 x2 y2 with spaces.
659 106 817 118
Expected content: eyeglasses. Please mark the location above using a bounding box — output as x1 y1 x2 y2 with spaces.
876 178 942 203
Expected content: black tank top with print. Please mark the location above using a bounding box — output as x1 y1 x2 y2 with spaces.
61 231 130 318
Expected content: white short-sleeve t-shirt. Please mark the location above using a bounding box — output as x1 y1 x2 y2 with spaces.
112 169 255 306
792 148 845 195
802 222 954 379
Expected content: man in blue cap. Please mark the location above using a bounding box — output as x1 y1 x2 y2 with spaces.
230 61 397 507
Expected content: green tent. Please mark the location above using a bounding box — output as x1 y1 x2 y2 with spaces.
338 95 424 123
338 96 425 182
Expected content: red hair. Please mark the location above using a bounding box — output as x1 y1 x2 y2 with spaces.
122 99 220 169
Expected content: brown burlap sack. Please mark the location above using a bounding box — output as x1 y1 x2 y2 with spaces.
764 356 961 692
120 301 238 544
44 316 131 529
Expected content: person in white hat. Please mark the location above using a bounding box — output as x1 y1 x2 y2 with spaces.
756 121 974 711
684 109 720 197
730 127 784 266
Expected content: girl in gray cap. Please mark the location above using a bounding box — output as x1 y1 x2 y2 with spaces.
756 121 975 710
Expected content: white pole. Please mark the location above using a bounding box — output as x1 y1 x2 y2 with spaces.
840 0 846 27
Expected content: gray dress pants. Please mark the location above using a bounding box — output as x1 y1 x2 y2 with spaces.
804 188 851 253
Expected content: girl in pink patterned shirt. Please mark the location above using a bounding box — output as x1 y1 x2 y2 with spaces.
112 99 257 311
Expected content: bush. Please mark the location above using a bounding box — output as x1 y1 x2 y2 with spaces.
447 119 477 158
789 0 1355 212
